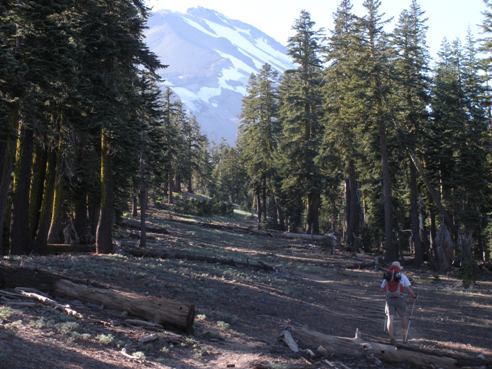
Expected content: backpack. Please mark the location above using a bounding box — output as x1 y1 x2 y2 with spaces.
383 266 403 298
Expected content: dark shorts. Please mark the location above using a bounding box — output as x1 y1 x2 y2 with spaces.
385 297 407 318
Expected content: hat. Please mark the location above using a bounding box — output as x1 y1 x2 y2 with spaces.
391 261 403 270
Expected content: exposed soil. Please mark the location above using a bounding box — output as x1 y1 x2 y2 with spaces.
1 208 491 369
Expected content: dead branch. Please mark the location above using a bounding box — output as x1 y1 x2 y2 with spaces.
280 329 300 353
15 288 83 319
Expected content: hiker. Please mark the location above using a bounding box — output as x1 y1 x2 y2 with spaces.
381 261 417 344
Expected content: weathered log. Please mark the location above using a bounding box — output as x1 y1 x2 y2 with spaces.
120 219 169 235
0 265 195 331
288 326 489 369
124 247 277 272
55 279 194 331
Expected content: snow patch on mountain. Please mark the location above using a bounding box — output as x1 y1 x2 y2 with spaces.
146 7 293 143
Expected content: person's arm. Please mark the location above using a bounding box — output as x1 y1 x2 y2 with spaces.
407 286 417 299
380 279 387 291
402 274 417 298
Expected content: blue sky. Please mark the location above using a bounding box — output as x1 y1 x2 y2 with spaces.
146 0 486 58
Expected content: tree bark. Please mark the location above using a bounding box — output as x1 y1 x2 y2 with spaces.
187 174 193 193
96 129 114 254
131 193 138 218
256 190 263 228
34 150 57 254
379 119 395 262
346 160 360 250
29 145 47 239
0 111 18 255
430 208 437 265
47 149 65 244
10 124 34 255
175 174 181 193
167 174 173 204
73 189 88 244
410 163 423 265
306 191 320 234
139 183 148 249
87 189 99 242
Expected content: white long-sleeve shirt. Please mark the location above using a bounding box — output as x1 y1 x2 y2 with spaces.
380 273 411 289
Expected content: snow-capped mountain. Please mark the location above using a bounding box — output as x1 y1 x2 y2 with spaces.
146 7 293 143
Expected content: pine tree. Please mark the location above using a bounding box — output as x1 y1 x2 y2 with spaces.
391 0 431 265
238 64 280 228
322 0 365 249
279 10 324 233
360 0 396 260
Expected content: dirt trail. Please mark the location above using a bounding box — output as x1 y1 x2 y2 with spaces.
1 208 491 369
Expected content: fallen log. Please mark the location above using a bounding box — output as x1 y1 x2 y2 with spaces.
124 247 277 272
288 326 490 369
47 244 95 254
120 219 169 235
0 265 195 332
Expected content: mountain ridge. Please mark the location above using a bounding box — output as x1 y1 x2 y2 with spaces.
145 7 293 143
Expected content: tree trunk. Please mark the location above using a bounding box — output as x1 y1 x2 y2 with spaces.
47 149 65 244
430 208 437 265
139 183 148 249
87 190 100 243
73 189 88 244
346 160 360 250
410 163 423 265
131 193 138 218
262 180 267 226
379 120 395 262
187 174 193 193
0 265 195 332
29 146 47 239
276 197 286 231
96 129 114 254
10 124 34 255
167 174 173 204
256 191 263 228
175 174 181 193
435 224 453 272
0 110 18 255
408 153 454 232
306 192 320 234
34 150 57 255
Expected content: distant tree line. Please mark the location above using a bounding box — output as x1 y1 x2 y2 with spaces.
232 0 492 269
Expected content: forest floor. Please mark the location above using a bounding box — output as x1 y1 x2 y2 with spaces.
1 207 492 369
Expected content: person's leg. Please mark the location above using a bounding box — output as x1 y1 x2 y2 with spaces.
402 315 409 340
396 299 409 342
385 302 396 343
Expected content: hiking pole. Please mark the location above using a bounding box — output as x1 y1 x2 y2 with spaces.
404 296 418 343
